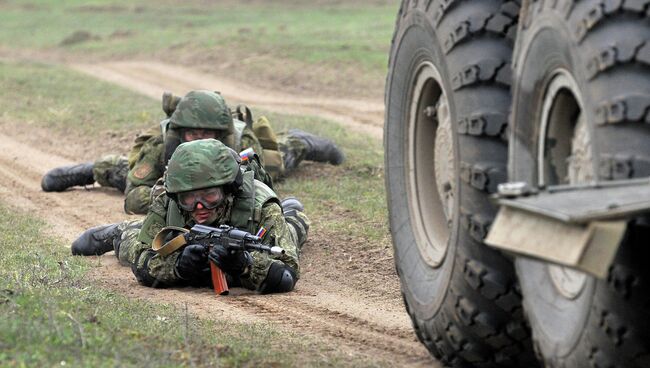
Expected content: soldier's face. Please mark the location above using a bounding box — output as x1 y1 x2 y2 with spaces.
182 129 220 142
191 202 219 224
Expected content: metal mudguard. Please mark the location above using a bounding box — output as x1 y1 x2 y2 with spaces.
486 179 650 277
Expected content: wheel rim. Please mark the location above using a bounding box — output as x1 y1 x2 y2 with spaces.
538 70 592 299
406 61 454 268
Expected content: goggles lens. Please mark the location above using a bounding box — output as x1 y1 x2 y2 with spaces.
181 129 220 142
177 187 225 211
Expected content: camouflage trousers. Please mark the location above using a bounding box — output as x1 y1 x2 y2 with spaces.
93 155 129 192
93 155 153 214
277 132 309 177
284 209 310 249
114 219 145 266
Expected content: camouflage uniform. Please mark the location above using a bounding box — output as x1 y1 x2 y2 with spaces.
93 126 311 214
105 139 309 291
44 90 343 215
93 90 273 214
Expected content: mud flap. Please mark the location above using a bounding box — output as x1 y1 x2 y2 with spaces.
486 179 650 277
486 207 625 277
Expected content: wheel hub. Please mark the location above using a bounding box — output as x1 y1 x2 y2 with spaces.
539 71 592 299
405 61 455 268
434 97 455 222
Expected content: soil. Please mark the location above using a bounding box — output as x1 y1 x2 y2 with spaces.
0 61 436 366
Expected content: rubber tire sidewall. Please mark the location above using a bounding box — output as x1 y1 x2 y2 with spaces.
510 3 629 362
510 8 601 359
385 10 459 319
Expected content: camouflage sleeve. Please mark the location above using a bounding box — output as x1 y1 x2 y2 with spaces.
240 202 300 290
127 125 161 168
123 185 153 215
126 134 165 188
117 194 186 287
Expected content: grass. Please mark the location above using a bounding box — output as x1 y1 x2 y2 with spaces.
0 62 159 136
262 111 388 245
0 0 397 79
0 204 388 367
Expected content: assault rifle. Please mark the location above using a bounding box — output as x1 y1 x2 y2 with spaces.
186 224 285 295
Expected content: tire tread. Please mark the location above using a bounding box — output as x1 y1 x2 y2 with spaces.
389 1 537 367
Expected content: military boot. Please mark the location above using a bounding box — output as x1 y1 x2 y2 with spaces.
71 223 122 256
281 197 310 248
41 162 95 192
281 196 304 214
288 129 345 165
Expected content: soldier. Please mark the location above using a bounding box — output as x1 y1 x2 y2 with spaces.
70 139 309 293
41 90 344 214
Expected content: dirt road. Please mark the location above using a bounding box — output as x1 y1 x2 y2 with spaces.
71 61 385 139
0 62 436 366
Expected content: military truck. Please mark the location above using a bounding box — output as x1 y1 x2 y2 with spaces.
384 1 650 367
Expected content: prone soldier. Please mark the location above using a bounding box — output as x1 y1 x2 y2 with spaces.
41 90 344 214
70 139 309 293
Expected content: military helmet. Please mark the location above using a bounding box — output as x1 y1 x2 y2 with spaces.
165 139 240 194
168 90 233 133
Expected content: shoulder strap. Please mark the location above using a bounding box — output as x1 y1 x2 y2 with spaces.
166 198 186 228
254 179 280 211
229 171 280 233
229 170 256 232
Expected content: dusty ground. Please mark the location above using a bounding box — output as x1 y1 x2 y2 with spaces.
0 61 437 366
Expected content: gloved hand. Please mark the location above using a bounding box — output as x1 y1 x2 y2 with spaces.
175 244 209 281
208 245 253 277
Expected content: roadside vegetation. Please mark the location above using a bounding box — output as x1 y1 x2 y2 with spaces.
0 0 397 98
0 204 387 367
0 62 158 134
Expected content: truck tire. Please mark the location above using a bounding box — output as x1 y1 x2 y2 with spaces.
510 1 650 367
385 1 537 366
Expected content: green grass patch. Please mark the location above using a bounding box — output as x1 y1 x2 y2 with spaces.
261 111 388 245
0 204 386 367
0 0 397 76
0 62 159 135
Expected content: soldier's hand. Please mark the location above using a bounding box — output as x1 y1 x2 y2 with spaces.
208 245 253 277
175 244 209 281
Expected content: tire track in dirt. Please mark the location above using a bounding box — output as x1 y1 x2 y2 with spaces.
225 295 430 364
69 61 385 139
0 134 128 239
0 130 436 366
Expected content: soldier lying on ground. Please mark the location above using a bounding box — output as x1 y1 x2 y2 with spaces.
70 139 309 293
41 90 344 214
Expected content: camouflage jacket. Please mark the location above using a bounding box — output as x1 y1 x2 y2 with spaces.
123 120 266 214
125 178 300 291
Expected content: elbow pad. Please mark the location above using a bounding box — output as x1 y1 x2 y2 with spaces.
259 263 296 294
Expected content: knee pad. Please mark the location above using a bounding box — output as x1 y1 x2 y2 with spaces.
259 263 296 294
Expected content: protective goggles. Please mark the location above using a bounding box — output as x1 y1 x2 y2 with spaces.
177 187 226 211
181 128 226 142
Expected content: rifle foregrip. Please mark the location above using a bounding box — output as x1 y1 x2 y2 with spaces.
210 262 229 296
